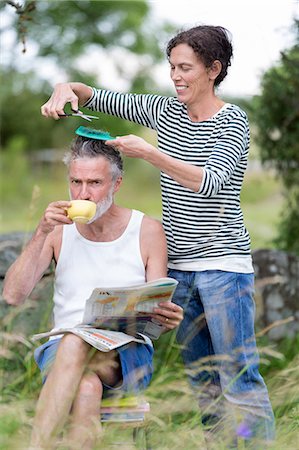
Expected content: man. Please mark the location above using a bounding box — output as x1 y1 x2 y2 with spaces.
3 135 183 450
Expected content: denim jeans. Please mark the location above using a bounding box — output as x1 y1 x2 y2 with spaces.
168 269 275 446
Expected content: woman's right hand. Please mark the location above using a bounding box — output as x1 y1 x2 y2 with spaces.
41 82 92 120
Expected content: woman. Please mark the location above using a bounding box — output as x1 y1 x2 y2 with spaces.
42 25 275 446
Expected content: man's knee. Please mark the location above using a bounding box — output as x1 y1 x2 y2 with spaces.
56 334 92 367
77 372 103 399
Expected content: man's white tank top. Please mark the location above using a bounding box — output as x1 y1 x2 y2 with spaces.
52 209 146 329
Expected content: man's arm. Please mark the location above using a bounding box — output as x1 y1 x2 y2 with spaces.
2 200 72 305
3 229 54 305
41 83 93 120
140 216 183 331
140 216 168 282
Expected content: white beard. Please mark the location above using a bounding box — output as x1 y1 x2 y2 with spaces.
88 189 113 223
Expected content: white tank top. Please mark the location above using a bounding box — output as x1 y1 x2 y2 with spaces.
52 209 146 329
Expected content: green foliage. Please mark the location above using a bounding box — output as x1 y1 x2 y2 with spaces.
1 0 174 86
29 1 160 61
0 68 74 151
0 0 176 153
255 46 299 187
252 19 299 254
273 189 299 255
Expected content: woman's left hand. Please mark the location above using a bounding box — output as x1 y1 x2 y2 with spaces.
149 301 184 331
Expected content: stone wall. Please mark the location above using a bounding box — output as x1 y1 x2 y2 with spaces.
252 249 299 340
0 232 298 341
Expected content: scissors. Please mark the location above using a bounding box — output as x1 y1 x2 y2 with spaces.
58 109 99 122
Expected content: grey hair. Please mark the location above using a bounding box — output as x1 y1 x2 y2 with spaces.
63 136 123 181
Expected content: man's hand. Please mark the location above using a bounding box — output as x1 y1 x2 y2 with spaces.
150 301 184 331
39 201 73 234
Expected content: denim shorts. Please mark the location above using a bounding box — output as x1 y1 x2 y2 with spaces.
34 338 154 394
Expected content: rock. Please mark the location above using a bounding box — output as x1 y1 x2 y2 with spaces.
0 232 52 277
0 232 31 277
252 249 299 340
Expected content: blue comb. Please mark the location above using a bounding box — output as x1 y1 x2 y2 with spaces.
75 126 115 141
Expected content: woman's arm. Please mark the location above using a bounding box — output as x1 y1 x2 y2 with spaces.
107 111 249 194
107 135 204 192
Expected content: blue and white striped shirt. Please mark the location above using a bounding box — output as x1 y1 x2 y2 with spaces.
85 88 253 272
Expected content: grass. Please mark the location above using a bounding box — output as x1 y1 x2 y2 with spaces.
241 170 284 249
0 342 298 449
1 311 298 449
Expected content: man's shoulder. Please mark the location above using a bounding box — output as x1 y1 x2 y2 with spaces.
139 214 164 233
116 207 164 235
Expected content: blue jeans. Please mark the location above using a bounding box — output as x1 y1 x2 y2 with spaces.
168 269 275 446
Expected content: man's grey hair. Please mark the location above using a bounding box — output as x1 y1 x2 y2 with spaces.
63 136 123 182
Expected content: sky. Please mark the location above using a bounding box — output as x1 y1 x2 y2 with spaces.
149 0 299 97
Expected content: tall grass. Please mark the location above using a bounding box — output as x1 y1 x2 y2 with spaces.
1 321 298 449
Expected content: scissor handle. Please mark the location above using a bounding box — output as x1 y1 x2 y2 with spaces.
58 109 98 121
58 108 80 117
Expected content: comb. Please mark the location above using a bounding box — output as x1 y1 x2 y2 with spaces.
75 126 115 141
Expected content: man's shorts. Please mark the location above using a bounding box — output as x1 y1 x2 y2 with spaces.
34 337 154 394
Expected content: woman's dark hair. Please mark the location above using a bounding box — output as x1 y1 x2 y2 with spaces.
63 136 123 181
166 25 233 86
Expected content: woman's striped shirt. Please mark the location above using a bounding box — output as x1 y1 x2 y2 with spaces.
85 88 253 272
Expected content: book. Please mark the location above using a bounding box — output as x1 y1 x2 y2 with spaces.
100 396 150 422
32 277 178 352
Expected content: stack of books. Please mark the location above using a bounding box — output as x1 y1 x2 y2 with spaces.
100 396 150 422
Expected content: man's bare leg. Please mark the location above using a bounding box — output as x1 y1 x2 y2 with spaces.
67 349 122 449
65 372 102 450
30 335 92 449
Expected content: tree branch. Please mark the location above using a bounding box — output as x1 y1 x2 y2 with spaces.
4 0 36 53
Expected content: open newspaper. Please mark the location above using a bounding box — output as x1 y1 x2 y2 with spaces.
32 277 178 352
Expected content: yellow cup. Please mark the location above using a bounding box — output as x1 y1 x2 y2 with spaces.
67 200 97 224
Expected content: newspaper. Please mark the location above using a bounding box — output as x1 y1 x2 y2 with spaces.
32 277 178 352
32 326 146 352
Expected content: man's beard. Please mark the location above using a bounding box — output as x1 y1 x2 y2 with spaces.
88 189 114 223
